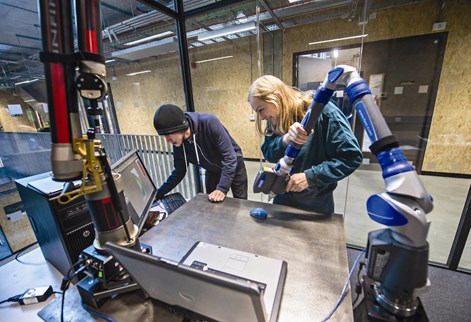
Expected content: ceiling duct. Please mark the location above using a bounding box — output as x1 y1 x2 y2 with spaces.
111 37 178 61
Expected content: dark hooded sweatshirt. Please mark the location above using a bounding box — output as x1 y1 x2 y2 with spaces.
156 112 243 199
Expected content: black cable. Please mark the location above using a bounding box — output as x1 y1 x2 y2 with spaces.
356 262 364 283
0 294 22 304
61 285 68 322
352 261 365 310
14 242 45 265
60 258 88 322
65 258 86 279
353 295 366 313
352 291 361 307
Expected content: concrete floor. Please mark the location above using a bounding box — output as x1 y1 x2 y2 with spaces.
239 160 471 270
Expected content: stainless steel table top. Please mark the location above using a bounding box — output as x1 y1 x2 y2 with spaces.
141 194 353 322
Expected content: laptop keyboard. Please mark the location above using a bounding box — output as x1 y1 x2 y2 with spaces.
160 192 186 215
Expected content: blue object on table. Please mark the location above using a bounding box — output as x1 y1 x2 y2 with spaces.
250 207 268 219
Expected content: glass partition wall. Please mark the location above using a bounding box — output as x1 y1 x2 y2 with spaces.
1 0 470 272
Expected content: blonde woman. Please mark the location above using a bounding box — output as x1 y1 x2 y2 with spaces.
248 75 362 215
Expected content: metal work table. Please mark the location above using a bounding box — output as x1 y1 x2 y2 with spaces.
141 194 353 321
0 194 353 321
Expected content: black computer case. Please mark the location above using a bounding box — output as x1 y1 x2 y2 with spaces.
15 172 95 277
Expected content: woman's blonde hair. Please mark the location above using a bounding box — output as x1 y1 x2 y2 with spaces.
248 75 312 136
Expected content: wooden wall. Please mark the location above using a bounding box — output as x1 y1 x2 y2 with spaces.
422 0 471 174
0 183 37 253
0 91 37 133
107 0 470 175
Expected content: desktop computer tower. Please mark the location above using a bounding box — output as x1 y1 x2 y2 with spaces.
15 172 95 277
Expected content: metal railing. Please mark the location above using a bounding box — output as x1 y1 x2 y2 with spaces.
0 132 198 200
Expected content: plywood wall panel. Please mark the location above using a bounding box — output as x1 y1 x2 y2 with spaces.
110 55 186 135
422 0 471 174
190 38 261 159
0 91 37 133
0 184 37 253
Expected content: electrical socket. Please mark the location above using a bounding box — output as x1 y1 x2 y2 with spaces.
249 114 255 121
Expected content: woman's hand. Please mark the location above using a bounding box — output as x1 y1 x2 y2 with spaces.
283 122 310 146
286 173 309 192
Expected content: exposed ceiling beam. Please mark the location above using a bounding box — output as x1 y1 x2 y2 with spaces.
16 34 41 41
259 0 284 31
0 43 41 51
136 0 178 19
0 50 24 57
0 1 37 14
101 2 134 17
184 0 247 19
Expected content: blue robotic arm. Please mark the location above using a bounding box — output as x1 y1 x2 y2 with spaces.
337 65 433 319
339 65 433 247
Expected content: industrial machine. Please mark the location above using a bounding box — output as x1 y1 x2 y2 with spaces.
254 65 433 321
37 0 145 307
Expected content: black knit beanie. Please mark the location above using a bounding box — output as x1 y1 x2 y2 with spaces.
153 104 189 135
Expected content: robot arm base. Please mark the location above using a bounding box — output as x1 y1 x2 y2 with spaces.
366 229 429 317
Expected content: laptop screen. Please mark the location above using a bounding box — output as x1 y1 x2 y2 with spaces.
111 150 157 234
105 242 268 322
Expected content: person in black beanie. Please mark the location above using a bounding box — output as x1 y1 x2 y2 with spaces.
153 104 248 203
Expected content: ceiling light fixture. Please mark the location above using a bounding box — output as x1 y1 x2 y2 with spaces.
105 59 116 64
14 78 39 86
194 56 233 64
126 70 151 76
197 22 256 42
124 31 174 46
308 34 368 45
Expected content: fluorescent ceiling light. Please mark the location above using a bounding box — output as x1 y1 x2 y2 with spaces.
288 0 302 3
194 56 233 64
14 78 39 86
197 22 256 41
105 59 116 64
126 70 151 76
124 31 174 46
308 34 368 45
112 37 178 61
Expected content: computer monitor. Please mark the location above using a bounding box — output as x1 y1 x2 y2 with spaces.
111 150 157 235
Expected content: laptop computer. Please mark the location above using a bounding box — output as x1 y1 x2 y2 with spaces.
181 241 287 322
105 241 287 322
